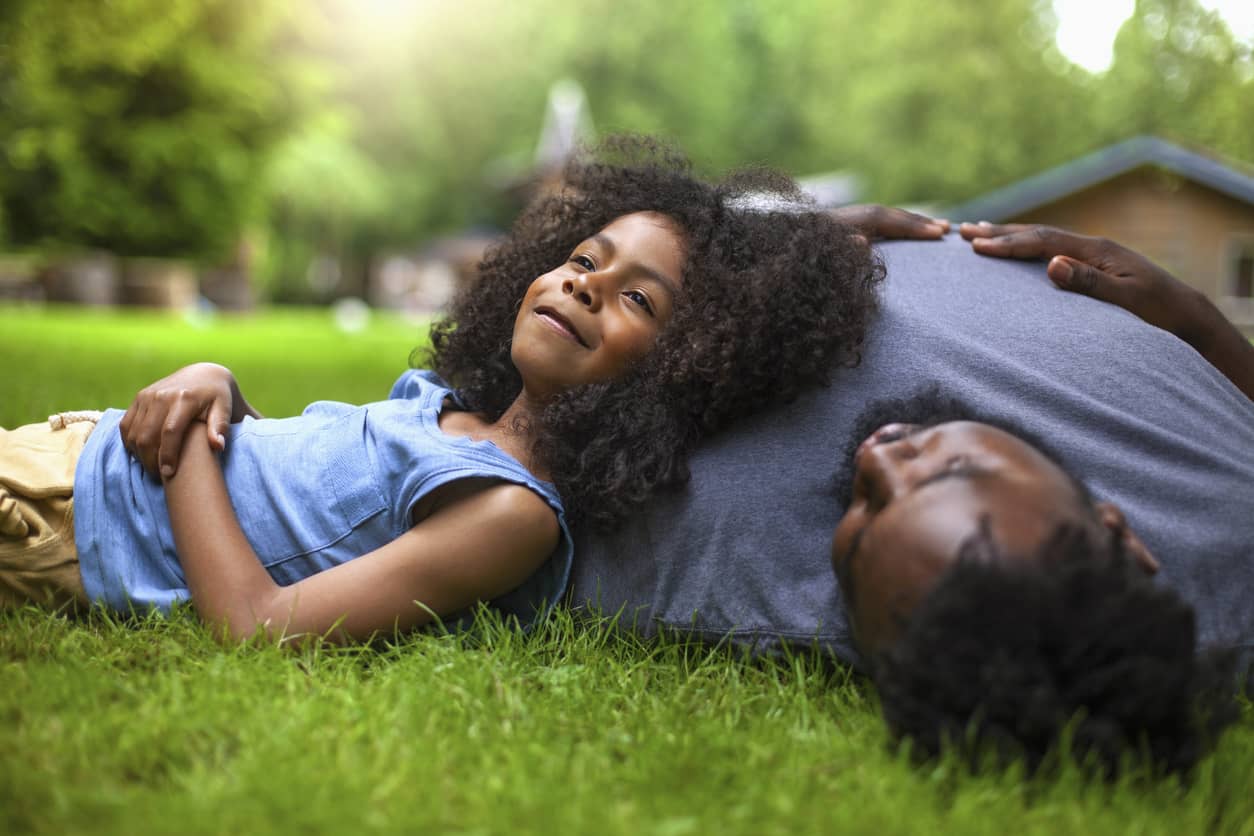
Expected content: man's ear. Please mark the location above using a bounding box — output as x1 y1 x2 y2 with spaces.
1095 501 1159 574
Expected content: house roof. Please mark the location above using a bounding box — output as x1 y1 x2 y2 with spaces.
946 136 1254 222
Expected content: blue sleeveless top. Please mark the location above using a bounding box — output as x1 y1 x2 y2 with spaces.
72 369 572 629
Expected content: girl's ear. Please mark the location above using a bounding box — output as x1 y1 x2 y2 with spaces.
1094 501 1159 575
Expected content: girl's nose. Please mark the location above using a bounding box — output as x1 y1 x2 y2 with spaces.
562 273 601 310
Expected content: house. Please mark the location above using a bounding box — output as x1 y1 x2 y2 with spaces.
946 136 1254 335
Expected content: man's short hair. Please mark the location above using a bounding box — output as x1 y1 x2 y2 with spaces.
872 521 1238 777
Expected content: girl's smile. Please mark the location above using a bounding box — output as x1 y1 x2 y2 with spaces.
533 306 589 347
511 211 686 399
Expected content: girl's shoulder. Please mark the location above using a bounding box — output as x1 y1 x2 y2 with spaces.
387 368 464 408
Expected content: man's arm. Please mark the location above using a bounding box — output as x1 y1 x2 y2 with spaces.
961 222 1254 401
164 427 559 644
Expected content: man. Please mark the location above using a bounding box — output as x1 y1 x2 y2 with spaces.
832 386 1238 774
569 220 1254 769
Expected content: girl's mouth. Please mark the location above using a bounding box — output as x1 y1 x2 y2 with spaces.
535 307 589 347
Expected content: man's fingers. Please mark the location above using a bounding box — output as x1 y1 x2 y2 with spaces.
1047 256 1116 302
966 223 1106 263
968 226 1069 258
833 205 948 239
960 221 1023 240
889 209 949 239
878 208 949 239
906 220 950 239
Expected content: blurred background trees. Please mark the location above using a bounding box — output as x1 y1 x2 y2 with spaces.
0 0 316 259
0 0 1249 302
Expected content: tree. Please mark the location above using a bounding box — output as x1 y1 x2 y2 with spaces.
5 0 1250 291
0 0 314 259
1097 0 1254 163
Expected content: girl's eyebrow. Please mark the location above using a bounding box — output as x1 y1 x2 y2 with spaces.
590 232 681 296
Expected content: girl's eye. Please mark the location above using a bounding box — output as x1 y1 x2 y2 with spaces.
570 254 595 271
624 290 654 315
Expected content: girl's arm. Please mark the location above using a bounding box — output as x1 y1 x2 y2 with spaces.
961 222 1254 401
120 362 262 479
164 425 559 644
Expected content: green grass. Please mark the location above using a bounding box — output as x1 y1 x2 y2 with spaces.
0 303 422 419
2 304 1253 836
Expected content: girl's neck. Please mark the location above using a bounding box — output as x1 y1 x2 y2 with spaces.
493 391 549 472
439 389 550 479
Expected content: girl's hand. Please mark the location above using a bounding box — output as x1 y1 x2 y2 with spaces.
119 363 260 479
828 205 950 240
961 221 1254 400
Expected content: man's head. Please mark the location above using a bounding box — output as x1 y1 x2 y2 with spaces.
832 389 1235 776
831 388 1156 656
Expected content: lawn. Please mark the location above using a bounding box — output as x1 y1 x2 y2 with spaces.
2 304 1252 836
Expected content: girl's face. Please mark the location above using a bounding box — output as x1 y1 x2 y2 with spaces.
511 211 685 399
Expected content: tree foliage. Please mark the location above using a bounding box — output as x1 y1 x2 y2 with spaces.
0 0 315 258
0 0 1250 290
1097 0 1254 162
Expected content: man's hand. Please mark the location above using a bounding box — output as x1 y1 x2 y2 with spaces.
960 222 1212 342
119 363 259 479
961 221 1254 400
829 205 950 240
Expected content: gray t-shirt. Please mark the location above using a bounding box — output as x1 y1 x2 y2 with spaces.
570 235 1254 667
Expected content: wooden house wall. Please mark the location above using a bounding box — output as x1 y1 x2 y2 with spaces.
1003 168 1254 333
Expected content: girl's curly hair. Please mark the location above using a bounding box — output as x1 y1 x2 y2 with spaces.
419 136 882 530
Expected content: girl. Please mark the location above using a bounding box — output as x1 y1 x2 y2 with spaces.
0 137 884 643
